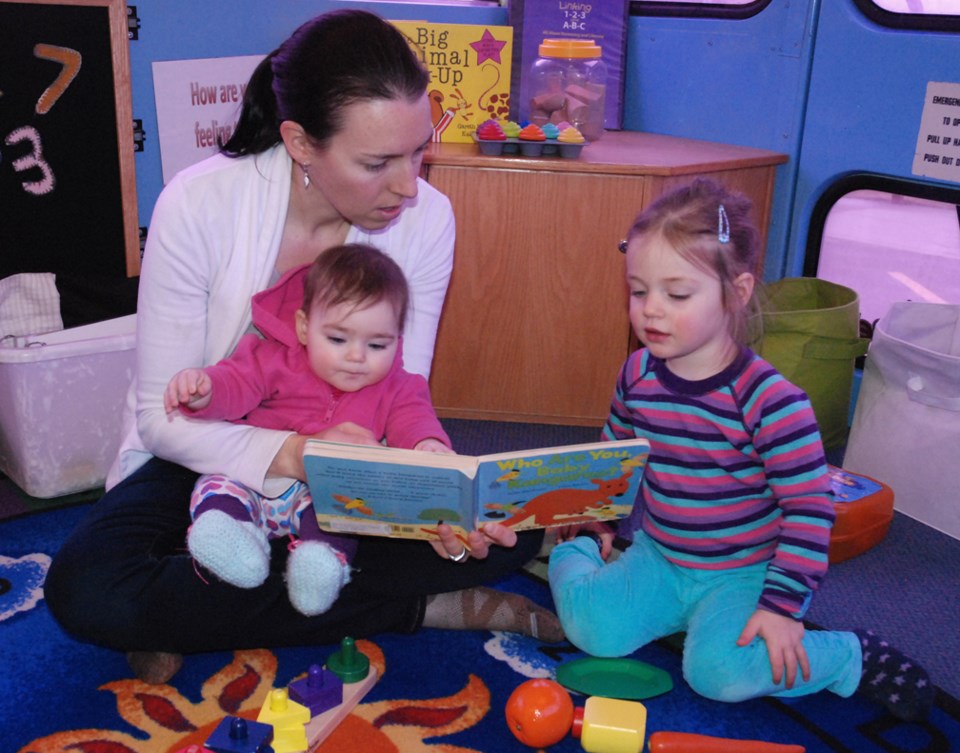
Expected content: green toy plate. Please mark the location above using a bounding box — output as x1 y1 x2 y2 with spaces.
556 657 673 700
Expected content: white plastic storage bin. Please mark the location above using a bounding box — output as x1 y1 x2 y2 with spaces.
0 315 136 498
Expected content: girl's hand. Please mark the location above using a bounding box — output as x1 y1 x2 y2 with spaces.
415 438 455 454
164 368 213 413
737 609 810 689
553 522 617 560
430 521 517 562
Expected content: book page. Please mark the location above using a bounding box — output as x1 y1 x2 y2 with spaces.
474 440 648 531
307 454 474 540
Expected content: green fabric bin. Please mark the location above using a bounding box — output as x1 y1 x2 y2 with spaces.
755 278 869 449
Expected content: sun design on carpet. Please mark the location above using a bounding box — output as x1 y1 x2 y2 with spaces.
19 640 490 753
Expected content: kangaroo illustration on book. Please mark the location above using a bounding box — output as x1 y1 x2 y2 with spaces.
491 469 635 528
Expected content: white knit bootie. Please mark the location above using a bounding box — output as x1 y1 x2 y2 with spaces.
285 540 351 616
187 510 271 588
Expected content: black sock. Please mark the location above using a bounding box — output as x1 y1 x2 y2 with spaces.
855 629 934 722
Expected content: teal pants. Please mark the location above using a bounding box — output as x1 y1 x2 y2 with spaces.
548 532 862 703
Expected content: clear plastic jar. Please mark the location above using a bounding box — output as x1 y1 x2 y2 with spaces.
523 39 607 142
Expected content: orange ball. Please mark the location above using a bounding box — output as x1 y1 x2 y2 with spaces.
505 678 574 748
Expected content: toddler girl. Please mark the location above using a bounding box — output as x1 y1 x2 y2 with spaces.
548 179 933 722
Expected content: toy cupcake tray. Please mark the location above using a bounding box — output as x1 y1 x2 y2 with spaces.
472 119 587 159
472 133 586 159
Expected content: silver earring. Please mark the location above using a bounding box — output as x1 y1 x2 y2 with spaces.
301 163 311 189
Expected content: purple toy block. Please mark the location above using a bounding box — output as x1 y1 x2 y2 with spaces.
205 715 274 753
288 663 344 717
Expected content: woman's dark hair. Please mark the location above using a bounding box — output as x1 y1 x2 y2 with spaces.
221 10 429 156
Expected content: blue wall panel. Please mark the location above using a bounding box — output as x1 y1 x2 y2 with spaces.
788 0 960 277
621 0 817 279
127 0 958 282
128 1 508 226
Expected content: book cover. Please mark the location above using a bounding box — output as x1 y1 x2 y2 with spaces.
827 465 885 504
508 0 629 131
391 20 513 143
305 437 649 541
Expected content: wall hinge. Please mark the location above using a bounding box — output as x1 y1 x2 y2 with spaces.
133 119 146 152
127 5 141 40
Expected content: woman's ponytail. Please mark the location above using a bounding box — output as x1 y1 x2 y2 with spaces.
220 51 280 157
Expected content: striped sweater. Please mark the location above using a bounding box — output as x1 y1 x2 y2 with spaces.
605 347 835 619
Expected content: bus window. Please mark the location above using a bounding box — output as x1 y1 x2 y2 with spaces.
871 0 960 14
632 0 754 4
852 0 960 29
815 187 960 325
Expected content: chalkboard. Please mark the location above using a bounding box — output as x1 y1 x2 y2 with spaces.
0 0 140 279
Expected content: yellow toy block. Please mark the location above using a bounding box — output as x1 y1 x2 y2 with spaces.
578 696 647 753
257 687 310 752
259 688 310 726
268 723 308 753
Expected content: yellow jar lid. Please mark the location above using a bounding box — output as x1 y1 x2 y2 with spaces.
538 39 602 59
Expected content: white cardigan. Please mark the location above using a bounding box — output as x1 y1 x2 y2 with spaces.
108 144 455 494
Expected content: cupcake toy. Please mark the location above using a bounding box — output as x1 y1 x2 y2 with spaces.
541 122 560 155
502 120 522 153
474 119 507 156
518 123 547 157
557 125 586 159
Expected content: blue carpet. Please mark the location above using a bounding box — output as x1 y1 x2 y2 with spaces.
3 502 959 753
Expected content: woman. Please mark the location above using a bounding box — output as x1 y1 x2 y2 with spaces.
45 10 560 685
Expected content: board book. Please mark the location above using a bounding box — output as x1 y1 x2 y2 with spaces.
390 20 513 143
304 438 649 541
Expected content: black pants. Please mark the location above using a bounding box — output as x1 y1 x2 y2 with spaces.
45 458 544 653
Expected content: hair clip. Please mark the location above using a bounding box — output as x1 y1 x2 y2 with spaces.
717 204 730 244
617 239 628 254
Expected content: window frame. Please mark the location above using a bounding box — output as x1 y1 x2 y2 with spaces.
851 0 960 32
628 0 771 19
803 172 960 280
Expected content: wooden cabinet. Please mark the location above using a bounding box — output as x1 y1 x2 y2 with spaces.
422 131 787 426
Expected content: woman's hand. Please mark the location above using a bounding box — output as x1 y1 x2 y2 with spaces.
316 422 380 446
430 521 518 562
553 522 617 560
267 422 380 482
415 438 455 454
736 608 810 689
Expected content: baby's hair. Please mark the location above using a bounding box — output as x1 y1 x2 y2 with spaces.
625 178 760 345
302 244 410 331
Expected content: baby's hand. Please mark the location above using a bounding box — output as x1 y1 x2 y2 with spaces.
415 438 455 454
164 368 213 413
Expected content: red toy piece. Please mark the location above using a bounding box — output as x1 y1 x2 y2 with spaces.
505 678 575 748
571 696 647 753
648 731 805 753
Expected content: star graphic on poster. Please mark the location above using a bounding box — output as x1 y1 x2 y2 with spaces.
470 29 507 65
